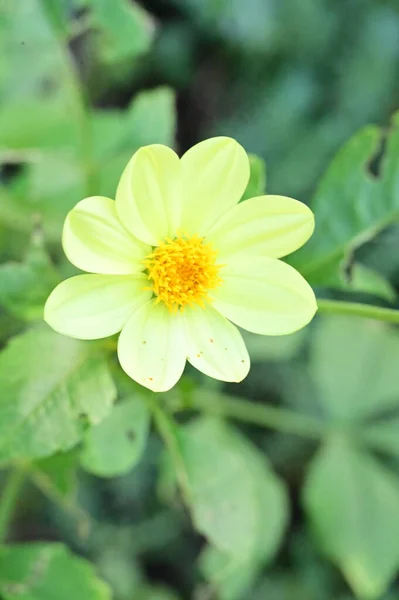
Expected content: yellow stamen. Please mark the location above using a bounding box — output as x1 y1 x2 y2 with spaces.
143 234 223 311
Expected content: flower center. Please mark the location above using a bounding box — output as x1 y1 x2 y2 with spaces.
143 234 223 311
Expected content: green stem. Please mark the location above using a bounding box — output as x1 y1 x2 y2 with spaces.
147 396 193 505
0 469 25 544
27 465 91 540
180 391 326 439
317 298 399 324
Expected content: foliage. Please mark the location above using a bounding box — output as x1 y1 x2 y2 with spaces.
1 0 399 599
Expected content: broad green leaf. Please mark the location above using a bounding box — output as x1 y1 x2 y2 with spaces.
0 326 116 464
124 88 176 149
81 0 154 64
0 154 85 240
338 262 396 302
241 154 266 201
166 417 288 566
359 224 399 284
91 87 176 197
292 114 399 284
0 0 83 154
310 316 399 421
0 543 110 599
290 126 380 281
200 546 260 600
96 546 142 599
0 231 60 320
304 435 399 599
34 450 79 498
81 397 150 477
0 89 176 238
363 419 399 459
0 103 81 157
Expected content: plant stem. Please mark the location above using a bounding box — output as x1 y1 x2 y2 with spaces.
179 391 326 439
0 469 25 544
317 298 399 324
147 396 193 505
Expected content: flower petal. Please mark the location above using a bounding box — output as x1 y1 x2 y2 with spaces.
183 306 250 382
207 195 315 259
211 256 317 335
116 145 181 245
44 274 151 340
118 301 187 392
63 196 150 274
179 137 250 235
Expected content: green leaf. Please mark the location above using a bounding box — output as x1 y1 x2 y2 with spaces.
0 103 81 156
292 114 399 285
81 396 150 477
137 586 181 600
165 418 288 573
310 316 399 421
241 154 266 201
82 0 154 64
200 546 260 600
304 435 399 599
0 230 60 320
0 543 111 599
242 328 305 362
0 154 85 240
0 326 116 464
0 0 83 154
363 418 399 460
339 262 396 302
34 451 79 499
291 126 380 282
0 89 176 238
91 87 176 197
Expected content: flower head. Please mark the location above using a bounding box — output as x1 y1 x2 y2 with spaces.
45 137 317 391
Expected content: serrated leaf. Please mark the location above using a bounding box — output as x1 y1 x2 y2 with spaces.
0 326 116 464
310 316 399 421
304 435 399 599
241 154 266 202
81 396 150 477
165 417 288 570
0 543 111 599
292 114 399 285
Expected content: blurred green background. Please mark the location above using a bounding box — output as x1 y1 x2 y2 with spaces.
2 1 399 599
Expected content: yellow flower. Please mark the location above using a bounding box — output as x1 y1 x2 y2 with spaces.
44 137 316 391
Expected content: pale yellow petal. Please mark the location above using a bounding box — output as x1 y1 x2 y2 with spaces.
117 301 187 392
44 274 151 340
179 137 250 235
183 306 250 382
115 145 181 245
211 256 317 335
207 195 314 259
63 196 149 274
